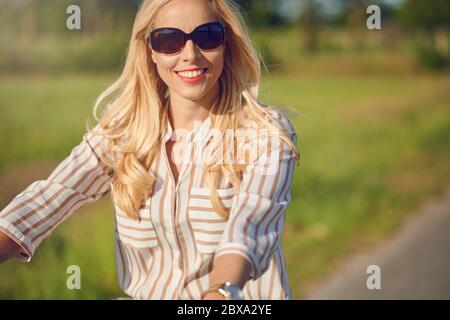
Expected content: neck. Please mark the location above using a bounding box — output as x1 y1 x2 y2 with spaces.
167 83 219 132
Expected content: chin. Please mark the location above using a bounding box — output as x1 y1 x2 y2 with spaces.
178 88 209 101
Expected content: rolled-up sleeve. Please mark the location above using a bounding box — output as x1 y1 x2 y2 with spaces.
0 125 113 262
214 114 298 280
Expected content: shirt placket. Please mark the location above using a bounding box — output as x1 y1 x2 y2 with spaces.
162 119 205 272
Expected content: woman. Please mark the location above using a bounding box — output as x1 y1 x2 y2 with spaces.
0 0 299 300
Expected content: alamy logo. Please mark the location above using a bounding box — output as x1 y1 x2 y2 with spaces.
66 5 81 30
66 265 81 290
366 5 381 30
366 264 381 290
168 125 282 176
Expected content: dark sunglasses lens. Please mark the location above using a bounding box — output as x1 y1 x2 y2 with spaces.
194 23 224 50
151 29 184 54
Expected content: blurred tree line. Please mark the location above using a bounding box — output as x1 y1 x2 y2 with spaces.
0 0 448 73
295 0 449 70
398 0 450 70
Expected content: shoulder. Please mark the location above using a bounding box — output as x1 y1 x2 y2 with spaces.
85 123 107 147
84 122 112 161
260 103 296 136
242 102 297 144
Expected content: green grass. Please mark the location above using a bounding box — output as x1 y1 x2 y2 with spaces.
0 73 124 299
0 200 121 299
0 74 118 171
0 54 449 299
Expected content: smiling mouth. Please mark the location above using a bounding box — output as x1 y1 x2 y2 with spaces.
175 68 208 78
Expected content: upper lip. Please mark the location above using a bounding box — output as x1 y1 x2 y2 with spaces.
175 67 207 72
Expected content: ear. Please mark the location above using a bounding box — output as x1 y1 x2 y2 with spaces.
146 38 157 64
150 49 157 64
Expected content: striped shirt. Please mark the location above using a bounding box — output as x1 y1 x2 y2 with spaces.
0 108 297 300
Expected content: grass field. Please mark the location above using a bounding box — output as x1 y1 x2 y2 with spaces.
0 49 449 299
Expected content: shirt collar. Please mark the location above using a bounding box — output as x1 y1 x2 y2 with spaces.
164 114 212 144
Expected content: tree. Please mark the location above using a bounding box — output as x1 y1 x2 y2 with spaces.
398 0 450 45
398 0 450 69
297 0 323 53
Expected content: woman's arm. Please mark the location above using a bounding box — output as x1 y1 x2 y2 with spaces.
202 253 251 300
0 124 113 263
204 113 298 299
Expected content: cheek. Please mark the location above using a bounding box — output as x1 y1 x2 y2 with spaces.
158 60 176 72
209 52 225 77
154 58 177 80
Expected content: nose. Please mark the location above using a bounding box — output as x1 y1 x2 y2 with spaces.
180 39 200 61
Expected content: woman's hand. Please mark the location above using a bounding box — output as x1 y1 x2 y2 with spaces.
0 231 22 263
202 291 225 300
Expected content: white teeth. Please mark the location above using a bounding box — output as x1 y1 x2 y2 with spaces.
177 69 206 78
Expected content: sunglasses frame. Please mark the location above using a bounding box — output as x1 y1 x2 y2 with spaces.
148 21 226 55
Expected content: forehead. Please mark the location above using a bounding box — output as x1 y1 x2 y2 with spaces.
153 0 218 32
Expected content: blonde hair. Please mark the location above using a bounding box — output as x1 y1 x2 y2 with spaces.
87 0 300 220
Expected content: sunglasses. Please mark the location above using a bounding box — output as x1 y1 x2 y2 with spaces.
148 22 226 55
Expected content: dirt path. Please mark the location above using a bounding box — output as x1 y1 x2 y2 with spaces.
303 188 450 300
